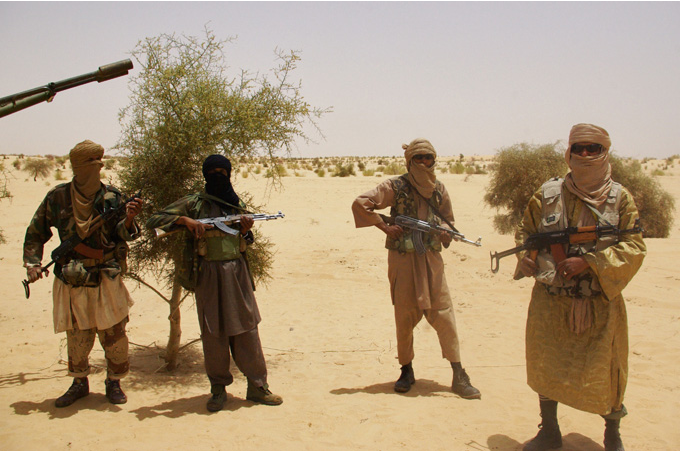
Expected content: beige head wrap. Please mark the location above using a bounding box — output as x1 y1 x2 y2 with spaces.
69 140 104 239
403 138 437 198
564 124 612 208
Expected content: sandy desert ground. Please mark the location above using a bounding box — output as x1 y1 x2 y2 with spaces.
0 156 678 451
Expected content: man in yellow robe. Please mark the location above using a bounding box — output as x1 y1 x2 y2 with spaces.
515 124 646 451
352 138 480 399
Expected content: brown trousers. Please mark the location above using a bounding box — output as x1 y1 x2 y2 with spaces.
66 316 129 380
201 327 267 388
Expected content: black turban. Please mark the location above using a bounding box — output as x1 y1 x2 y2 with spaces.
202 154 240 208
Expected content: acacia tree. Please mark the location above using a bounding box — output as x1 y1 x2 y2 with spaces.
116 28 328 369
22 158 53 181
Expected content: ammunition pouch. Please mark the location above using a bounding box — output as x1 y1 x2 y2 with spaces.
61 260 101 287
198 230 241 261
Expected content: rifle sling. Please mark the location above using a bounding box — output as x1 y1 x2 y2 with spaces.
402 176 460 234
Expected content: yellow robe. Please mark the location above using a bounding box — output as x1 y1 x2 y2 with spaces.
515 184 646 415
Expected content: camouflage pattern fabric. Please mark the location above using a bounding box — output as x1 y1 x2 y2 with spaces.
23 182 138 282
385 175 444 254
67 317 129 379
146 192 249 291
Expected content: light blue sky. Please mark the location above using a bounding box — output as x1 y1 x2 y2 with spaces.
1 2 679 159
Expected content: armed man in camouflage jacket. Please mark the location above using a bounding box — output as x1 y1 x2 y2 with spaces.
352 138 480 400
23 140 142 408
146 154 282 412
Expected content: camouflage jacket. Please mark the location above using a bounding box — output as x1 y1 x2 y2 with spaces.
23 182 140 281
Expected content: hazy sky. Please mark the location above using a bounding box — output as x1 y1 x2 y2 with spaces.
1 2 679 159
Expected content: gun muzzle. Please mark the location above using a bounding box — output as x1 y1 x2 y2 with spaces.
97 59 134 82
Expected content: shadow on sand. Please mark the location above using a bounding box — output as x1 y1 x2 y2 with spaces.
330 378 456 398
485 432 603 451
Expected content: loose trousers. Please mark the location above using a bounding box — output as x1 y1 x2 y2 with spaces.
201 327 268 388
66 316 129 380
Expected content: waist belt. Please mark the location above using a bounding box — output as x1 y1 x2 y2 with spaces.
78 251 116 268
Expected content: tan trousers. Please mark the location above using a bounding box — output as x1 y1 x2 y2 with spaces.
66 316 129 380
389 250 461 365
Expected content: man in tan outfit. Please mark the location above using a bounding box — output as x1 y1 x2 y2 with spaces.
351 138 480 399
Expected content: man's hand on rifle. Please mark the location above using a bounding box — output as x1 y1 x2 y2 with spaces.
177 216 214 239
439 230 453 247
27 265 43 283
124 197 144 230
556 256 589 280
519 256 538 278
239 216 254 234
376 221 403 240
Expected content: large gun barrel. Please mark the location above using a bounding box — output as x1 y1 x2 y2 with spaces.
0 59 133 118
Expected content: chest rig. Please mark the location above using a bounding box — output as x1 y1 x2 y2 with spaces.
193 194 245 262
536 177 622 297
385 175 444 254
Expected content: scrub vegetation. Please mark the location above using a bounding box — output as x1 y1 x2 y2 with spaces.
484 142 675 238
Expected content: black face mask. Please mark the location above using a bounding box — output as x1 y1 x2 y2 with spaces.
205 172 240 207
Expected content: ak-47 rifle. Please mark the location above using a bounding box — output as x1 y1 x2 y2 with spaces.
380 214 482 252
22 190 142 298
153 211 285 239
0 59 133 118
489 219 643 273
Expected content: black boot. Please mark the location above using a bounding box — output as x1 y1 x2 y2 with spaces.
394 363 415 393
105 378 127 404
55 377 89 408
451 362 481 399
604 418 625 451
523 399 562 451
206 384 227 412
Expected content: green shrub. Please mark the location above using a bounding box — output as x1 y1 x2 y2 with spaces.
55 168 66 180
610 155 675 238
382 162 406 175
332 163 355 177
265 164 288 177
450 162 465 174
316 168 326 177
484 142 568 234
362 168 375 176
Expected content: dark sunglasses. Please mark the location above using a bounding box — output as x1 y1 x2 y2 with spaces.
413 154 435 161
570 143 604 155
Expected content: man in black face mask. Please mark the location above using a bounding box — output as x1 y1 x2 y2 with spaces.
147 155 282 412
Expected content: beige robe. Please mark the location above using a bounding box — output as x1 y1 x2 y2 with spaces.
516 185 646 415
352 178 461 364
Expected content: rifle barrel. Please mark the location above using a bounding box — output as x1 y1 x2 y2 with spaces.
0 59 133 118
